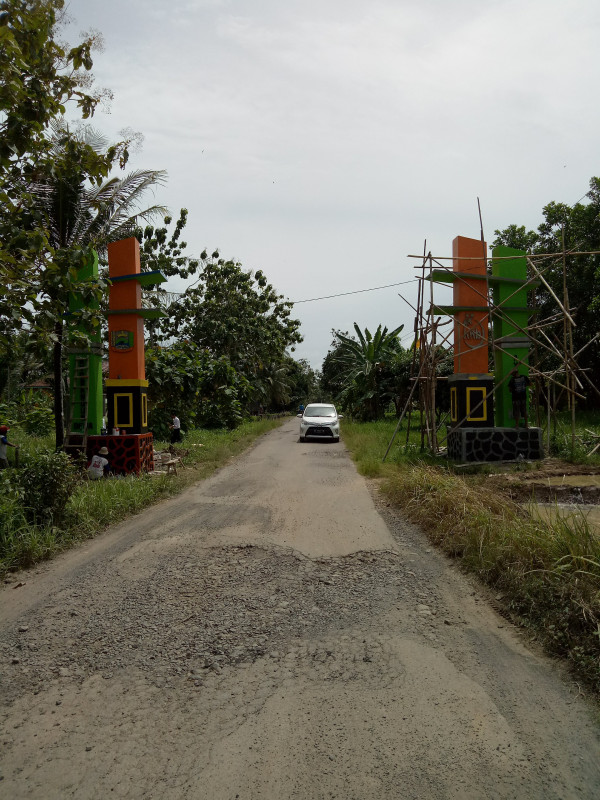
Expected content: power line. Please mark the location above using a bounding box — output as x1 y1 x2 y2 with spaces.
292 279 418 305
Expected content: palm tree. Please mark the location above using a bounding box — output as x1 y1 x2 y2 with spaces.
256 362 292 411
33 122 168 447
334 323 404 420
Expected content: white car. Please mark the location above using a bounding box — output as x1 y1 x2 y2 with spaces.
298 403 342 443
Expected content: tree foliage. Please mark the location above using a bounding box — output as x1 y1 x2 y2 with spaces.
0 0 111 283
137 225 304 418
162 258 302 388
145 341 251 434
136 208 199 278
324 323 406 421
0 3 304 435
281 356 319 411
0 2 168 447
493 177 600 401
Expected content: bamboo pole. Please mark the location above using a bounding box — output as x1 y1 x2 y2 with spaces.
492 340 584 400
547 379 551 453
561 230 576 457
529 257 577 328
383 362 423 461
436 370 515 449
396 235 594 461
428 253 438 454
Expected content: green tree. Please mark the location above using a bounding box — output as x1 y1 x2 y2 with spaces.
0 3 167 446
330 323 404 421
0 0 106 293
134 209 202 346
378 343 413 417
145 341 251 433
132 214 303 414
254 362 291 411
165 258 302 395
136 208 200 279
320 331 350 403
0 327 49 400
25 122 166 447
494 177 600 401
492 224 539 253
284 356 319 411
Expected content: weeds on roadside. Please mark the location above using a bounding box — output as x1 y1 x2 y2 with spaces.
0 492 55 571
381 463 600 693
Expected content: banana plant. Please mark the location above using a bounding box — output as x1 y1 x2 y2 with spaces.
334 323 404 420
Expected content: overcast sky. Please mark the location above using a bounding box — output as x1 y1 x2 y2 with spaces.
67 0 600 369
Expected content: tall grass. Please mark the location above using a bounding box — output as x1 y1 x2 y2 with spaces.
0 494 58 570
343 419 600 694
341 418 441 477
1 417 282 574
548 410 600 463
344 410 600 468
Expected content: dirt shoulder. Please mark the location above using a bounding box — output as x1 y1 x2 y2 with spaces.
475 457 600 504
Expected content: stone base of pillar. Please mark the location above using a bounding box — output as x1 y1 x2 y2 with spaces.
447 427 543 462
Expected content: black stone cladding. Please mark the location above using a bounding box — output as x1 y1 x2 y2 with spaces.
447 427 543 462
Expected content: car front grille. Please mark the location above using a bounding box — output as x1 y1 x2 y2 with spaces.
306 426 334 438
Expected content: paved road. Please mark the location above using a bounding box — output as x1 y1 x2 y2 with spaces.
1 418 599 799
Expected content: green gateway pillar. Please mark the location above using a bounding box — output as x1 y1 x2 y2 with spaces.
67 249 103 438
490 246 535 427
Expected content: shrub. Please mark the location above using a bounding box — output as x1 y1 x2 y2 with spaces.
0 472 28 558
16 450 79 525
21 398 55 436
0 393 55 437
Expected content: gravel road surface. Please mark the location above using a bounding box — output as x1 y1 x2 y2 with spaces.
1 418 599 799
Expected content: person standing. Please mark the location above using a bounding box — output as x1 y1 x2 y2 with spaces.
508 368 531 429
169 411 182 444
0 425 19 469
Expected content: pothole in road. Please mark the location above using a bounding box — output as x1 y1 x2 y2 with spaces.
1 547 413 703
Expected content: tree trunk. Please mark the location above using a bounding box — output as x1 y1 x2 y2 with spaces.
53 320 64 450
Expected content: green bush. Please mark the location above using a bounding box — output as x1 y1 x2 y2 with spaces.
0 401 18 428
21 397 55 436
0 393 54 437
16 450 79 525
0 473 28 558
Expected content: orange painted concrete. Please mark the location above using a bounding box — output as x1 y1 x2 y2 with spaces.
107 315 145 380
452 236 489 374
107 237 141 277
107 238 146 381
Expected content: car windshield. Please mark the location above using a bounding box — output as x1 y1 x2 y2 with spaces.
305 405 336 417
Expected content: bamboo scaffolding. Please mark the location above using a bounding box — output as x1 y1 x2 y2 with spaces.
388 237 595 461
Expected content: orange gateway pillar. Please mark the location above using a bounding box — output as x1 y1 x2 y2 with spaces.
92 237 165 473
453 235 489 373
106 237 148 434
448 235 494 428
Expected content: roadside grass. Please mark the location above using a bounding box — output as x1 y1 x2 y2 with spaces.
343 418 600 695
0 417 282 575
339 418 442 477
548 410 600 464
